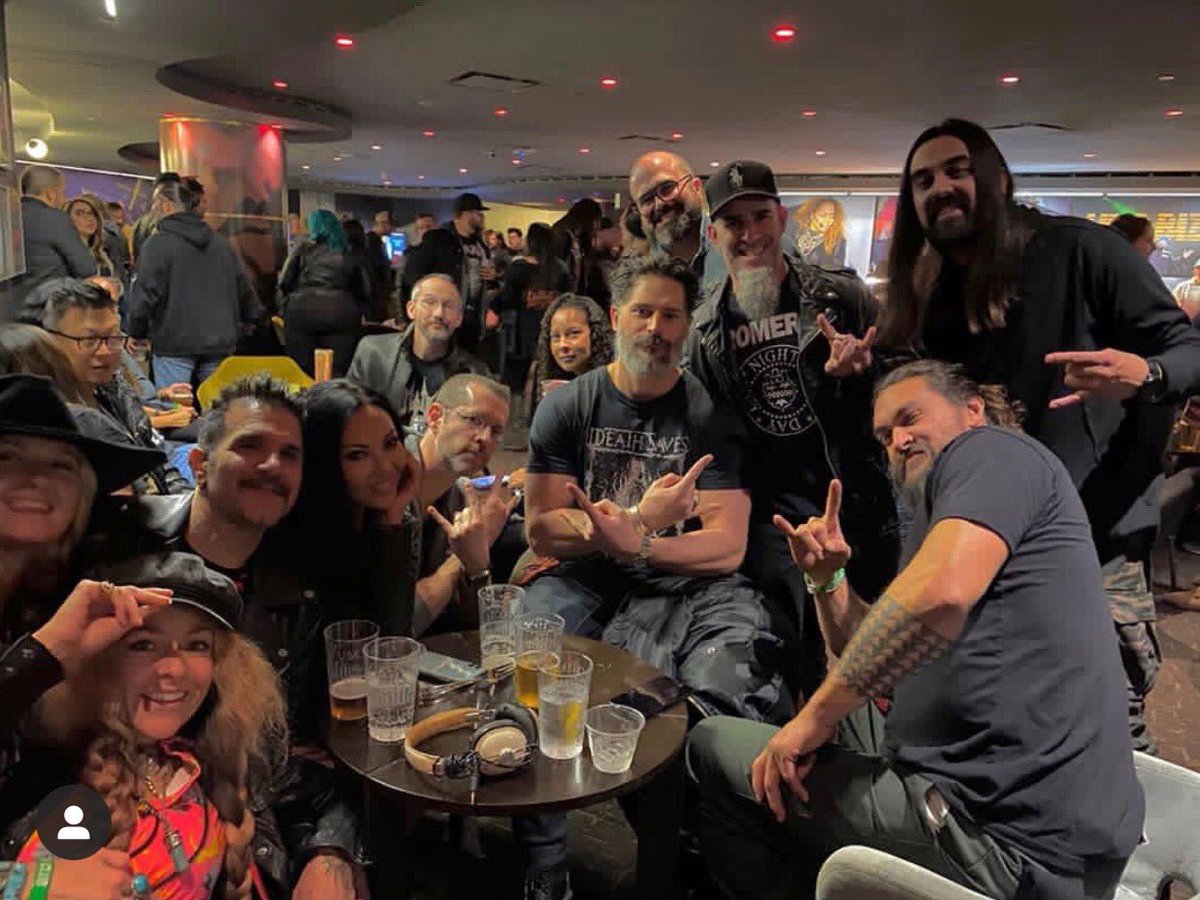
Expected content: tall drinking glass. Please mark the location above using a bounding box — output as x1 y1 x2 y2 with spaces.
515 613 565 709
537 651 593 759
363 636 424 743
477 584 524 671
323 620 379 721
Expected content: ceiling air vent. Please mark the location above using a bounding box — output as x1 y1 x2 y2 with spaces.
990 122 1072 133
617 134 673 143
447 71 540 93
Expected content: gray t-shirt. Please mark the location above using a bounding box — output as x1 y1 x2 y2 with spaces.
884 426 1143 873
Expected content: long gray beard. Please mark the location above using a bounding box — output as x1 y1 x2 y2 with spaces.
732 267 780 320
615 330 679 377
650 207 700 251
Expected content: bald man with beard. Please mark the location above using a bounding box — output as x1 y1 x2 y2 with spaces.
628 151 726 293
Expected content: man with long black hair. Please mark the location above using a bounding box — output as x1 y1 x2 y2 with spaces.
878 118 1200 752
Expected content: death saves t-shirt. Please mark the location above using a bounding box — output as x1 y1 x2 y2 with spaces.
723 278 829 523
527 367 745 537
884 427 1143 872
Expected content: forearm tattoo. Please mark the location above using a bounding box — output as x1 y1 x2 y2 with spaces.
833 592 952 698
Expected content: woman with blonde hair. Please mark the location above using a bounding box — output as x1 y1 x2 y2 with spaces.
65 194 115 277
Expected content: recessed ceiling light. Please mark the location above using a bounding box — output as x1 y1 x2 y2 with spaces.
422 130 436 138
370 144 382 150
710 161 720 168
815 150 827 156
801 109 817 118
272 80 288 90
1166 108 1184 118
269 123 283 130
494 107 509 117
459 167 469 174
418 174 425 180
333 156 342 162
771 25 797 43
599 77 618 89
1000 74 1021 85
578 147 591 154
557 197 567 203
512 158 522 166
334 35 355 48
1158 74 1176 82
104 0 117 17
383 180 392 186
301 164 310 170
1083 153 1097 159
670 132 683 140
25 138 48 160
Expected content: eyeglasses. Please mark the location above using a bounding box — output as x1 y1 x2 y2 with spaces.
636 175 695 212
449 408 506 441
45 329 130 353
415 296 463 314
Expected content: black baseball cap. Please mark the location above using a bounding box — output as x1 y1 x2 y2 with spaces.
0 374 165 493
705 160 780 217
453 193 489 214
93 552 242 630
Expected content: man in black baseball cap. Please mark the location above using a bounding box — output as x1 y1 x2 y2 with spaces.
684 161 897 698
400 193 496 355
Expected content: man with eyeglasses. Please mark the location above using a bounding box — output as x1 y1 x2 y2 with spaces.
405 373 517 634
348 273 491 435
33 277 189 494
628 151 727 294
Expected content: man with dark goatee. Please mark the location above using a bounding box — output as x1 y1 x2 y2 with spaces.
685 160 897 695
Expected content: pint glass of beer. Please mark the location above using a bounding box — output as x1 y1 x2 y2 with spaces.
314 348 334 382
324 619 379 721
515 613 565 709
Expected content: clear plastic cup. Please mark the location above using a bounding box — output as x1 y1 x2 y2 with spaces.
323 619 379 721
477 584 524 669
514 613 565 709
586 703 646 774
537 651 593 759
363 636 423 743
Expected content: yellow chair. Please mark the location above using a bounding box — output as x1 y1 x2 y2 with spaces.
195 356 315 411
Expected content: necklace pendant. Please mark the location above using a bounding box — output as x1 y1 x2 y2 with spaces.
164 827 189 874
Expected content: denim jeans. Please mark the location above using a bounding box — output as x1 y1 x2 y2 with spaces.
152 354 225 389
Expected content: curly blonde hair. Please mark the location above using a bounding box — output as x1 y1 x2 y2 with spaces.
37 626 287 899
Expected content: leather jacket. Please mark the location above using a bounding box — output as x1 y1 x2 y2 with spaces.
279 240 371 313
94 379 191 495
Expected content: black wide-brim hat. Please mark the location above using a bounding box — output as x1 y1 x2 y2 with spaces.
0 374 165 494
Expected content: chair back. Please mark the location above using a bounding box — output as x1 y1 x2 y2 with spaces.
195 356 314 411
1116 752 1200 899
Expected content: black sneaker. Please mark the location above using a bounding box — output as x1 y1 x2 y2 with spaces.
523 866 573 900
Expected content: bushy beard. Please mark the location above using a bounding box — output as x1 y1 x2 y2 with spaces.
923 191 977 255
732 267 780 321
889 444 935 512
616 329 679 377
649 205 700 250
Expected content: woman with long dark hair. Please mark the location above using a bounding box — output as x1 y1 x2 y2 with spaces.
527 293 612 420
279 210 371 378
65 194 114 277
291 379 423 634
492 222 571 401
552 199 605 304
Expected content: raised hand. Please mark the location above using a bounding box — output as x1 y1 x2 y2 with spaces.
427 504 492 577
773 478 851 586
1045 349 1150 409
817 314 876 378
637 454 713 532
566 483 641 560
32 580 173 676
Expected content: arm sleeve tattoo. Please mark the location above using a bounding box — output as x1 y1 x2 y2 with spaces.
832 592 952 698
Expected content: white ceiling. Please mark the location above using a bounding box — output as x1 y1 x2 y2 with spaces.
7 0 1200 202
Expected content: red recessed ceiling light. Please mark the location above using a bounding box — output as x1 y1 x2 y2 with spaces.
269 123 283 130
334 35 355 48
272 80 288 90
383 180 392 186
599 77 618 89
370 144 382 150
1158 74 1176 82
1000 74 1021 85
815 150 828 156
422 130 436 137
578 147 591 154
418 174 426 180
494 107 509 117
512 158 522 165
557 197 567 203
1083 152 1097 159
459 167 469 174
1166 108 1184 117
771 25 797 43
670 131 683 140
710 161 720 168
301 164 311 170
801 109 817 118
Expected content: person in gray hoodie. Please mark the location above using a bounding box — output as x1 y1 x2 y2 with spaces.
127 178 260 388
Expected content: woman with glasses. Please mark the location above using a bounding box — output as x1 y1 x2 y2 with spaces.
64 194 114 278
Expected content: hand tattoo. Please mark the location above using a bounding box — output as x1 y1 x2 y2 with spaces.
833 592 952 698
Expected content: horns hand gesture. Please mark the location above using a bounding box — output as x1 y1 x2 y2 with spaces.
773 478 851 586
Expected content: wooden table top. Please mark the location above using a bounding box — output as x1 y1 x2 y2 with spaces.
327 632 689 816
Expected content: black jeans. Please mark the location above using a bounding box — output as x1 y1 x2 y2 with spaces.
283 292 362 377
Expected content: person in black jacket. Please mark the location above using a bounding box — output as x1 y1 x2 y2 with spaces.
279 210 371 378
400 193 496 353
878 118 1200 753
3 165 97 323
127 179 260 390
684 161 898 696
33 278 189 494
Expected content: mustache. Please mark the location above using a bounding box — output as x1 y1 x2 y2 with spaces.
240 476 289 498
925 191 970 221
633 334 669 352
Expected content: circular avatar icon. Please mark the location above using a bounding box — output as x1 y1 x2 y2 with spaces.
34 784 112 860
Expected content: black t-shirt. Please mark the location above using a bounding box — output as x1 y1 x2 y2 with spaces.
406 353 450 435
528 367 745 532
921 261 1011 387
721 278 829 523
884 427 1143 872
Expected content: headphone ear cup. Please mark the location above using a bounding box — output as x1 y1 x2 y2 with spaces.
472 721 532 776
492 702 538 745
